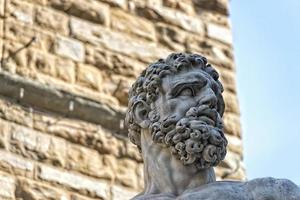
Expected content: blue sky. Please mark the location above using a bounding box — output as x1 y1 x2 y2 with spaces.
230 1 300 184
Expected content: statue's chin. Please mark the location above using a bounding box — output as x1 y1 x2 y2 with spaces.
151 114 227 169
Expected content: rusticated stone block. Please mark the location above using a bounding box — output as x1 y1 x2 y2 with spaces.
49 0 110 25
193 0 229 16
0 94 34 127
38 165 110 199
70 17 170 62
71 193 95 200
8 0 34 24
219 150 241 177
35 7 69 35
15 178 70 200
223 113 242 137
0 172 16 199
219 68 237 93
0 120 9 149
156 23 186 51
53 36 85 62
207 22 232 44
66 145 114 180
110 53 145 77
28 50 56 77
32 111 142 162
9 124 67 167
99 0 127 9
163 0 195 14
223 91 240 114
226 134 243 155
107 76 134 105
111 185 137 200
115 158 139 188
24 0 48 6
0 150 34 177
69 17 100 45
55 57 76 83
77 63 102 90
111 10 155 41
5 19 55 52
135 5 204 34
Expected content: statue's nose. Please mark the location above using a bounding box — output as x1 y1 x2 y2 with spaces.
197 88 218 109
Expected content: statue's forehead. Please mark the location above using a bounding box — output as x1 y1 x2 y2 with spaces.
160 68 208 93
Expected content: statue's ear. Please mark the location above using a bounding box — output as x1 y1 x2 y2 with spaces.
132 100 150 128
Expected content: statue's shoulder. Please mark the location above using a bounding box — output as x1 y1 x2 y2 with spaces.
179 178 300 200
179 181 250 200
244 177 300 199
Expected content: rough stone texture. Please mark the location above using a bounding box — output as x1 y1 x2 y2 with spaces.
0 172 16 199
38 165 110 199
0 0 244 199
53 36 85 62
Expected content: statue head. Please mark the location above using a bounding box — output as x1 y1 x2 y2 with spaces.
125 53 227 169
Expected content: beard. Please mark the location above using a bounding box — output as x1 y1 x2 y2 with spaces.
149 104 227 169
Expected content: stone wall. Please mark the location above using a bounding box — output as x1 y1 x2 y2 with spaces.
0 0 245 199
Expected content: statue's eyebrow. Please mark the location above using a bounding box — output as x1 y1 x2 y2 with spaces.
169 79 206 97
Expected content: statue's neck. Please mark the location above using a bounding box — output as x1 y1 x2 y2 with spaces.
140 129 216 196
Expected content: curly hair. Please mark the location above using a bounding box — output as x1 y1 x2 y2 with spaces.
125 53 225 150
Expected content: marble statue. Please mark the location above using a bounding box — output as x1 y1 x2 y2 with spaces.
125 53 300 200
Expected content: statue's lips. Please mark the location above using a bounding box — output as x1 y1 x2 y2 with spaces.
194 105 218 126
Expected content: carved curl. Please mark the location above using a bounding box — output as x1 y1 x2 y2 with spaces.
125 53 225 151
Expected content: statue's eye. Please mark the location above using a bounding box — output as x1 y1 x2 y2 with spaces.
178 87 194 96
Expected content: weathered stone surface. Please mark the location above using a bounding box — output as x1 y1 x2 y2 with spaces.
223 91 240 114
38 165 110 199
70 193 95 200
223 113 242 137
111 10 155 41
207 22 233 44
28 50 56 77
111 185 137 200
10 123 67 167
0 120 9 149
49 0 110 25
226 134 243 155
0 173 15 199
24 0 48 6
163 0 195 15
219 68 237 93
135 5 205 34
0 150 34 177
77 64 102 90
99 0 127 9
15 178 70 200
35 7 69 34
55 57 76 83
5 19 55 52
156 23 186 51
108 76 134 105
66 145 114 180
70 17 170 62
85 46 112 70
193 0 229 16
115 158 139 188
0 98 141 162
110 54 145 77
8 0 34 24
53 36 85 62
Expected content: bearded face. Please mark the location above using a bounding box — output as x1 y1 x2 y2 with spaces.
148 68 227 169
